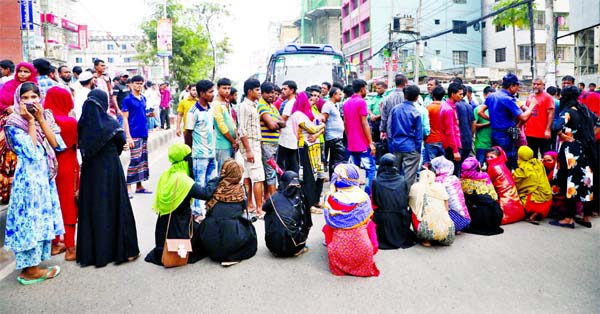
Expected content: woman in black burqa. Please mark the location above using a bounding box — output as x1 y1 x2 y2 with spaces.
263 171 312 257
370 153 416 249
76 89 139 267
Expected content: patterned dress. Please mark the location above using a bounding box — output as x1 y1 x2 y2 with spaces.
4 126 64 269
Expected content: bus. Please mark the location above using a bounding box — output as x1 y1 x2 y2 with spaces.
265 44 347 91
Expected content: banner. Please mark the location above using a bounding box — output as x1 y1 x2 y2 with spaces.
157 18 172 57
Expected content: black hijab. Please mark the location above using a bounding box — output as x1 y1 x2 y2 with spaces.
78 89 124 159
279 171 302 200
560 86 597 146
375 153 405 191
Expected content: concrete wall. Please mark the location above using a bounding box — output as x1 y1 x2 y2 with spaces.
0 0 24 62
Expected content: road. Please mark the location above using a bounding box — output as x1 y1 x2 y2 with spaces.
0 137 599 314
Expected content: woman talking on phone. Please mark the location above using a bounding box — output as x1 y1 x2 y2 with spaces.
4 82 66 285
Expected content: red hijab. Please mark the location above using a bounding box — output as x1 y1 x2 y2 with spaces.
0 62 38 112
44 86 77 148
291 92 314 121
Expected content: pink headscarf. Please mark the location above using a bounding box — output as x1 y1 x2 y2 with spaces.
461 157 492 184
0 62 38 112
291 92 315 121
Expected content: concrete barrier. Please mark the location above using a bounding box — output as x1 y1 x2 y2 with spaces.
0 127 176 278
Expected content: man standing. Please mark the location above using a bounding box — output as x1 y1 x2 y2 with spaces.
257 82 284 197
322 87 345 179
93 59 121 118
0 59 14 84
589 83 596 92
424 86 446 164
57 65 73 91
367 81 386 143
112 72 131 110
175 83 197 138
456 86 476 165
344 79 376 195
321 82 331 100
389 85 423 187
33 58 59 99
561 75 575 88
159 82 171 129
524 78 554 157
236 78 265 216
73 71 95 120
440 82 463 175
212 78 237 172
277 80 300 173
122 75 152 196
380 74 407 141
185 80 217 218
477 73 535 170
423 78 441 106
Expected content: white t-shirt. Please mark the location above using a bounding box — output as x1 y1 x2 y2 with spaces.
74 87 91 121
278 98 297 149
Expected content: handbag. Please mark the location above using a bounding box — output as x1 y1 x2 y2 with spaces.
161 181 194 268
269 196 306 248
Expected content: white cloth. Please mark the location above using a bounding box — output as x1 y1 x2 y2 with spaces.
74 87 91 121
278 98 297 149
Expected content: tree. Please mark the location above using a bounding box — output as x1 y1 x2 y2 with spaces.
187 3 232 81
492 0 532 73
136 0 213 90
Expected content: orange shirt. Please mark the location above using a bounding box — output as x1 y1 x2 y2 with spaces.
426 101 443 144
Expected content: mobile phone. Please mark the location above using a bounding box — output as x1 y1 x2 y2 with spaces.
25 102 36 114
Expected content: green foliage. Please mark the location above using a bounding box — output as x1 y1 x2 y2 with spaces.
137 0 225 90
492 0 531 29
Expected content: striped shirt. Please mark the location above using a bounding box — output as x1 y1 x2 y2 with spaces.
238 98 261 143
257 98 281 143
185 103 215 158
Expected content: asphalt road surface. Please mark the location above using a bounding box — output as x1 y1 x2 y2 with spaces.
1 138 599 314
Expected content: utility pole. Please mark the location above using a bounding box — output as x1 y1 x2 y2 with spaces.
413 0 422 85
387 0 394 87
162 0 170 80
527 0 537 79
544 0 556 86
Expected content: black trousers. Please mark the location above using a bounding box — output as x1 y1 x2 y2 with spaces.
444 147 461 177
325 138 347 179
526 136 551 158
160 108 170 129
276 145 299 174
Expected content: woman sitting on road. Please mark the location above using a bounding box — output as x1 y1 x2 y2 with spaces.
512 146 553 224
485 146 525 225
371 153 416 249
430 156 471 232
323 163 379 277
145 143 218 266
199 159 257 267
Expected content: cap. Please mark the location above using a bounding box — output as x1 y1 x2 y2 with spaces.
115 71 129 78
79 71 94 82
502 73 521 86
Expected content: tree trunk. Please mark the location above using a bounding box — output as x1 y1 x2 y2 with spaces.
544 0 556 86
512 24 518 74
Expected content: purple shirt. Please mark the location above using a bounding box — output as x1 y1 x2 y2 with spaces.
343 94 369 152
160 88 171 109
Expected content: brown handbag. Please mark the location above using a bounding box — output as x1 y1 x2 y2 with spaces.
161 181 194 268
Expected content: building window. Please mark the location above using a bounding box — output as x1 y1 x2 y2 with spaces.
481 21 486 28
518 45 531 61
557 45 572 62
534 11 545 30
452 20 467 34
452 51 468 65
107 57 114 63
434 19 440 25
453 0 466 3
351 0 358 10
496 25 505 32
121 44 127 50
343 31 350 43
495 48 506 62
124 57 132 63
342 4 349 17
75 57 83 63
361 19 370 34
556 13 569 31
482 50 487 58
435 50 440 55
107 44 115 50
352 25 359 39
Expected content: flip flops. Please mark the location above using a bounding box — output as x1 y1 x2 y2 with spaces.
135 188 153 194
17 266 61 285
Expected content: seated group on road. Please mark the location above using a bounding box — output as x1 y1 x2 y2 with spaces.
1 56 598 283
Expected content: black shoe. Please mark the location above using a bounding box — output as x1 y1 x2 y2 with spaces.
574 218 592 228
549 220 575 229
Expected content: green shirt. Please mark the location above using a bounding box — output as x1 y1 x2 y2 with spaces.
366 93 384 118
473 106 491 150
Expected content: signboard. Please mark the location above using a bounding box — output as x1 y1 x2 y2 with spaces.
157 18 172 57
20 0 34 30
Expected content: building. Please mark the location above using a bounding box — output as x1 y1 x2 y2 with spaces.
69 33 144 77
562 0 599 83
296 0 342 50
268 21 300 52
0 0 88 64
341 0 482 81
482 0 574 80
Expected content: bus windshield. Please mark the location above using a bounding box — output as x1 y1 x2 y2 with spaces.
273 53 345 90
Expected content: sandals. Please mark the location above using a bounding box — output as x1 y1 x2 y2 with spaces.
549 220 575 229
135 188 153 194
220 261 240 267
17 266 61 285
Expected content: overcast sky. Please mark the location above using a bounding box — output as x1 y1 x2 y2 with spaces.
74 0 301 85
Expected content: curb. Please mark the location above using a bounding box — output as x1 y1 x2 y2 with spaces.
0 127 176 280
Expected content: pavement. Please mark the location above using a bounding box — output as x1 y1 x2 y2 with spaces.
0 135 599 313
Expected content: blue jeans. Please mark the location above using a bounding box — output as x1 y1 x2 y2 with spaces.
192 157 217 216
348 149 376 195
491 130 517 170
215 148 234 174
475 148 487 166
424 142 444 165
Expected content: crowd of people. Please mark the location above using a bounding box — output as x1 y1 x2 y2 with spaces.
0 55 598 282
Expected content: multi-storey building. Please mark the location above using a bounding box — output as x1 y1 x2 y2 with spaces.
482 0 574 80
296 0 342 50
564 0 599 83
342 0 482 81
69 33 143 76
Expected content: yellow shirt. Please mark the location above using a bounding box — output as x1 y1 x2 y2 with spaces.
177 97 196 131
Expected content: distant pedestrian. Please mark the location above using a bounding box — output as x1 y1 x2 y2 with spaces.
0 59 14 84
380 74 407 139
424 86 445 165
159 82 171 129
175 83 197 137
33 58 59 100
77 89 140 267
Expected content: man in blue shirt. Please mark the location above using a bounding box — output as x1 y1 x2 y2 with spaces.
477 73 535 169
389 84 423 187
122 75 151 196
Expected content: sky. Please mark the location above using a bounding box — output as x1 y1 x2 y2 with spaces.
73 0 301 85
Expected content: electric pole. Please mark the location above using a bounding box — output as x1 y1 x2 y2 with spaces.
414 0 422 84
527 0 537 79
544 0 556 86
